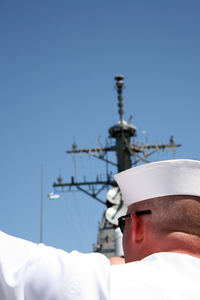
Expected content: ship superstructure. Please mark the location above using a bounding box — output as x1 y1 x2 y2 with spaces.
53 75 181 258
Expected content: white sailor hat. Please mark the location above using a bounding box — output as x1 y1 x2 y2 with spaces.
114 159 200 207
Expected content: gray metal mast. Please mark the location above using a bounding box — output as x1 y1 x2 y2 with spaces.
53 75 181 258
110 75 136 172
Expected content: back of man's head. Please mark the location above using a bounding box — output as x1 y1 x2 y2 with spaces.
115 159 200 262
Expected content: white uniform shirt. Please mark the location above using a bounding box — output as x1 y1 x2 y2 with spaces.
1 231 200 300
110 252 200 300
0 231 109 300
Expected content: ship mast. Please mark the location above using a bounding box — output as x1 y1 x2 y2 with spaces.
110 75 136 172
53 75 181 257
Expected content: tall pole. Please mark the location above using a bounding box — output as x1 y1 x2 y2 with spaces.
40 165 44 243
109 75 136 172
115 75 124 125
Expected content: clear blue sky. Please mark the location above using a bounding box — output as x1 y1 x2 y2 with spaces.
0 0 200 253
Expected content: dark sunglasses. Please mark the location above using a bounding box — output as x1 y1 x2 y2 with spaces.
118 210 152 233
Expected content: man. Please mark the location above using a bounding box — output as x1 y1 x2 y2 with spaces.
0 159 200 299
111 159 200 299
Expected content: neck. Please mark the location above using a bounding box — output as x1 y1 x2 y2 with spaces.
165 231 200 258
149 231 200 259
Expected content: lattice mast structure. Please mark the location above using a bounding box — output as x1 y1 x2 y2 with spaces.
53 75 181 258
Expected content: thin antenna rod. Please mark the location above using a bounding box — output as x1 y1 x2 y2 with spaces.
72 142 78 181
40 165 44 243
115 75 124 124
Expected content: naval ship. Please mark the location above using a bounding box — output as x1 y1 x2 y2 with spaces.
53 75 181 258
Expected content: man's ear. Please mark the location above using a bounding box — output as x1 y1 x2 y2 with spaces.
131 213 144 243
